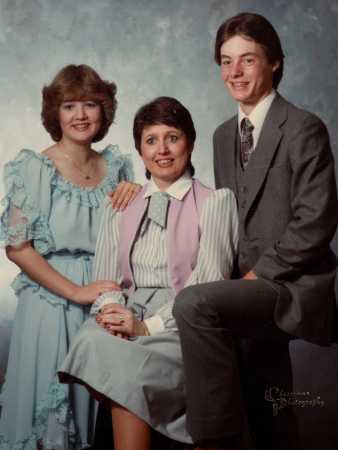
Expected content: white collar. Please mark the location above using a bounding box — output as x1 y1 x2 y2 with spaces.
144 171 192 201
238 90 276 148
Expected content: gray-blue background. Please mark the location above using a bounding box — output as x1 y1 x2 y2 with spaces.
0 0 337 380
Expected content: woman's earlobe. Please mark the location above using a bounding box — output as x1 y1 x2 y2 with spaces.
272 60 280 72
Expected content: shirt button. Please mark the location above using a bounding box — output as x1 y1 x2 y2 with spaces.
241 200 246 208
241 186 247 193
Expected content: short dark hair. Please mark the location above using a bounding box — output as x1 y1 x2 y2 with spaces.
41 64 117 142
133 96 196 179
214 12 284 89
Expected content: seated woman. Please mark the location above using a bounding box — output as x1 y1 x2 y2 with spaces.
59 96 239 450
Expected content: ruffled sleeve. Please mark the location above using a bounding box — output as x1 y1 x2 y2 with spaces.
47 145 135 209
0 149 55 254
104 145 134 185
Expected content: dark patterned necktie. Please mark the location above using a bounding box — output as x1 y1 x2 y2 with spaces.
240 117 254 169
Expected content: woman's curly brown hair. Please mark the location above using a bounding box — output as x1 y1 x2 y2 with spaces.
41 64 117 142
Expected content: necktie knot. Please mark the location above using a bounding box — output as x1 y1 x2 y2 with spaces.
241 117 254 134
147 191 170 228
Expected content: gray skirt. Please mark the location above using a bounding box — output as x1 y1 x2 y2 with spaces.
58 288 192 444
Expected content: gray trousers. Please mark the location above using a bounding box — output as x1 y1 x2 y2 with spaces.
173 278 291 447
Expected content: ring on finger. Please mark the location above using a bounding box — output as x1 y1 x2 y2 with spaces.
117 313 125 324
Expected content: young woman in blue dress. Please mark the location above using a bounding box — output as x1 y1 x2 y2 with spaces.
0 64 139 450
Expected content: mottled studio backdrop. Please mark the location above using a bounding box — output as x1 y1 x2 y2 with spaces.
0 0 337 380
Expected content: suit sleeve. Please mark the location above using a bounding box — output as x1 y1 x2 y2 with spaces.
213 129 224 189
253 114 338 281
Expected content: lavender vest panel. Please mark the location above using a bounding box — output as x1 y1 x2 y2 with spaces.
118 179 212 294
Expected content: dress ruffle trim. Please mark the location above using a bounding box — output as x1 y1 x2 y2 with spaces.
0 215 55 254
0 146 133 249
11 273 69 307
0 149 55 251
90 290 126 315
1 144 134 212
0 380 90 450
34 379 77 449
48 145 134 208
0 435 39 450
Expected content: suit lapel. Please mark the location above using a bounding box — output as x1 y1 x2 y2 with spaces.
218 116 238 193
242 94 288 219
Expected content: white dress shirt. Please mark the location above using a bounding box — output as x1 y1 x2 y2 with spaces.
238 90 276 150
144 170 192 201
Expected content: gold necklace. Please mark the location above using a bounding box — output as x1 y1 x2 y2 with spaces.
60 149 95 180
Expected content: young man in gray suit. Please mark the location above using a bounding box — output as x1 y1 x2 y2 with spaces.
173 12 337 450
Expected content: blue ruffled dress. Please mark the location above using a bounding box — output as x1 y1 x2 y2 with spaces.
0 146 133 450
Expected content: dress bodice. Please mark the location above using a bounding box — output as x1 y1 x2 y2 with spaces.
0 145 133 255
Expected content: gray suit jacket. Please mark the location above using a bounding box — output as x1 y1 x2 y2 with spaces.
213 93 338 344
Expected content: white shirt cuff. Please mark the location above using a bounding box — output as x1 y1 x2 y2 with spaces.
144 315 165 335
90 295 122 315
99 297 117 308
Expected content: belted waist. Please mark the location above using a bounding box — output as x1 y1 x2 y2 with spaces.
45 251 93 262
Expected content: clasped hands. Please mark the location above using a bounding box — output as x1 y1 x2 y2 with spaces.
96 303 149 339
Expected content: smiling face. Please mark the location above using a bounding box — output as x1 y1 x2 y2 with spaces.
140 124 192 191
58 100 102 145
220 34 279 115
